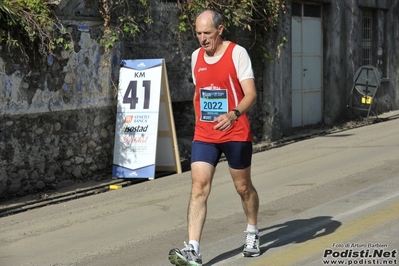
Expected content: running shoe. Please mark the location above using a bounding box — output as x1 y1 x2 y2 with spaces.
242 231 261 257
168 242 202 266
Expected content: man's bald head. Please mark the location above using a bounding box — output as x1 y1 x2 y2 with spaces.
196 10 223 29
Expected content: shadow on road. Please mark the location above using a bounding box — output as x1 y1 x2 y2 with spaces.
205 216 341 265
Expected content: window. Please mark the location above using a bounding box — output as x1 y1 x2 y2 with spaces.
292 3 321 17
361 8 388 78
292 3 302 17
304 4 321 17
362 9 372 66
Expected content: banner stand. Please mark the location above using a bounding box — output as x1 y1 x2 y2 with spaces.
112 59 182 180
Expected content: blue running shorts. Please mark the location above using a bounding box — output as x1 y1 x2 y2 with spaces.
191 140 253 169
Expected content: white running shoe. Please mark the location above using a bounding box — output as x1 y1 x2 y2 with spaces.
168 242 202 266
242 231 261 257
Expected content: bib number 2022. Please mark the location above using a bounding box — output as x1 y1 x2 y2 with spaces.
203 101 223 110
123 80 151 109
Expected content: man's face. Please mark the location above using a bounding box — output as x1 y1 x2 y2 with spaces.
195 14 223 54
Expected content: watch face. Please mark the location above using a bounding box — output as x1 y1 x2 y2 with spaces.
234 109 241 117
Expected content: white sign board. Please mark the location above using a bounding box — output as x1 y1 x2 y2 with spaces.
112 59 181 179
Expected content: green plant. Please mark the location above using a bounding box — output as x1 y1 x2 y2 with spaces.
96 0 287 57
0 0 72 60
177 0 287 60
0 0 286 61
99 0 153 51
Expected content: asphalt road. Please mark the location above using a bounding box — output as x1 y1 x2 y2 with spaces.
1 116 399 266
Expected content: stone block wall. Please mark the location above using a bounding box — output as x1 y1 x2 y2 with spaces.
0 1 120 199
0 107 116 198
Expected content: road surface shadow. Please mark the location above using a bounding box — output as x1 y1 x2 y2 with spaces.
205 216 341 265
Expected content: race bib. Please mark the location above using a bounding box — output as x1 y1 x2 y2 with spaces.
199 89 228 122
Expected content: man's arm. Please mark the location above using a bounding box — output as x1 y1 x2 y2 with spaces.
214 78 257 131
193 90 198 124
233 78 257 117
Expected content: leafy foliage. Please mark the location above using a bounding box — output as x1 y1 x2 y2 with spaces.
0 0 72 60
177 0 287 60
99 0 153 51
0 0 286 61
0 0 153 59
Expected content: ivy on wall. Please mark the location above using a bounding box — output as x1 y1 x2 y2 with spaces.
177 0 287 60
99 0 153 50
0 0 72 60
0 0 152 58
0 0 286 61
177 0 284 33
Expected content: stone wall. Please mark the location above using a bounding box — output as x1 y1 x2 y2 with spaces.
0 107 115 198
0 0 120 199
0 1 203 199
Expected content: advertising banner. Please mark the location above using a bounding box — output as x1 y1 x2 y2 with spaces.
112 59 181 179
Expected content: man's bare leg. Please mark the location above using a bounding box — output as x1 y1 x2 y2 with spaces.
230 166 259 225
230 166 261 257
188 161 215 243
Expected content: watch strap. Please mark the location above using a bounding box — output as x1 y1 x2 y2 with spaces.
232 109 241 119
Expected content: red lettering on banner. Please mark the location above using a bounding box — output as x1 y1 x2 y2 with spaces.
123 136 149 143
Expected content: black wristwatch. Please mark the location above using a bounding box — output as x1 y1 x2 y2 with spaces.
232 109 241 120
